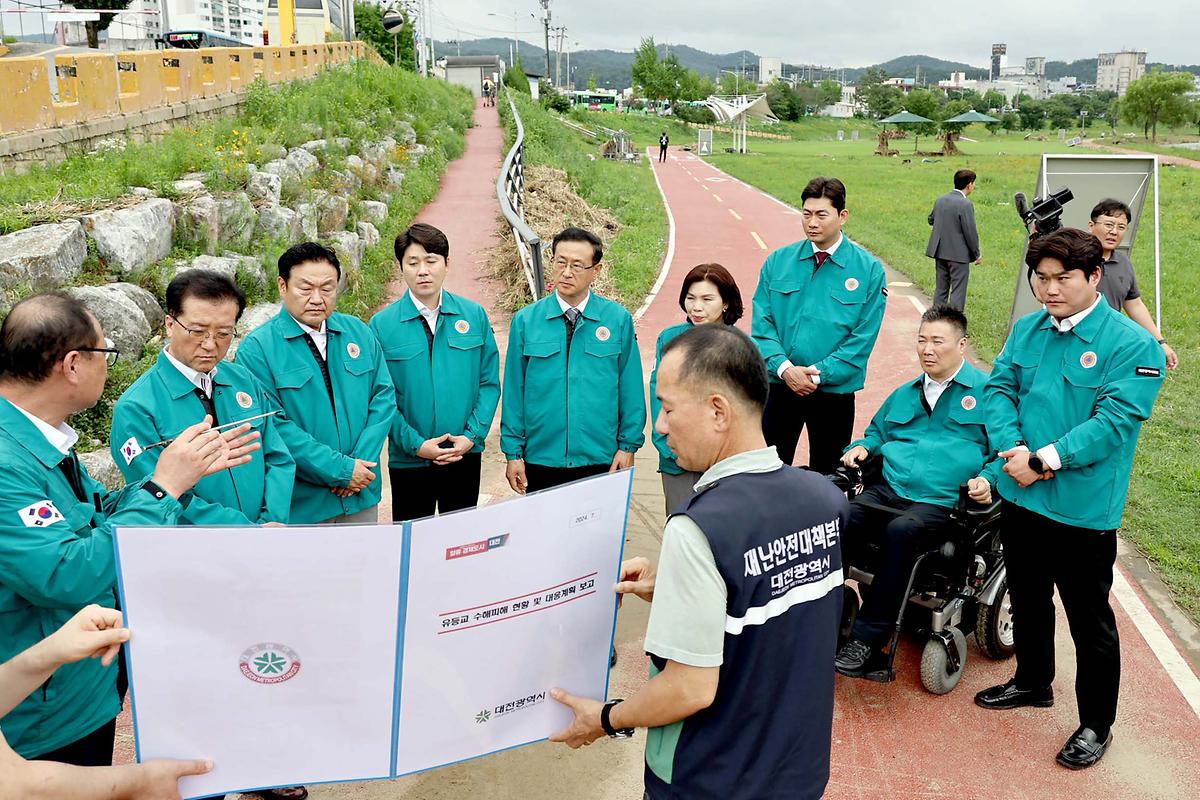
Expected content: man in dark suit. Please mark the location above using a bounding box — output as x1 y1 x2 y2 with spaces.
926 169 982 311
659 131 669 162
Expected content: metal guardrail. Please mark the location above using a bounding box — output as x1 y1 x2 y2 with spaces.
496 90 546 299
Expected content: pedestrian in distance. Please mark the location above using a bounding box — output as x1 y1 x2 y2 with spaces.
925 169 982 311
659 131 669 162
752 176 887 474
649 263 744 515
550 324 847 800
977 227 1166 770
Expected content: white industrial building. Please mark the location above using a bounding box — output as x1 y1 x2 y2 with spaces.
758 56 783 85
1096 50 1147 96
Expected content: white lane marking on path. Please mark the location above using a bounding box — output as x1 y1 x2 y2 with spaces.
890 281 914 287
702 185 711 191
698 158 804 215
692 176 700 182
712 194 723 203
908 295 927 315
1112 565 1200 718
729 209 742 220
751 231 768 250
635 147 678 322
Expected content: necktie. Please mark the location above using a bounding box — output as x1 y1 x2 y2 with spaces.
564 307 580 344
197 372 212 399
813 250 830 274
195 387 219 424
300 334 336 413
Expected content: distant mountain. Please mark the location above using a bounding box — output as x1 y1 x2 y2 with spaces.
1045 59 1098 83
847 55 989 82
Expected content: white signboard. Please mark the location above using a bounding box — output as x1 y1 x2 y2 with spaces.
115 470 633 799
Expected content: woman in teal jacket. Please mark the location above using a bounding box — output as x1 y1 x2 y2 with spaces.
649 263 744 515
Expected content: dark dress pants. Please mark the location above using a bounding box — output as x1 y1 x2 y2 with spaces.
390 452 483 522
934 258 970 311
762 384 855 475
525 463 610 492
845 482 954 645
30 718 116 766
1000 500 1121 734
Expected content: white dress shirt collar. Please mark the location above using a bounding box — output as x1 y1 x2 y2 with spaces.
291 315 328 358
1049 292 1104 333
556 290 591 316
164 346 218 396
410 291 443 333
9 401 79 456
922 360 965 410
815 233 844 260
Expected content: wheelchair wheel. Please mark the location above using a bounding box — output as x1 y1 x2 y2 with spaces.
919 627 967 695
975 577 1016 660
838 585 860 648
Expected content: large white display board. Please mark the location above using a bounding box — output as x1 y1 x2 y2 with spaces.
114 470 633 799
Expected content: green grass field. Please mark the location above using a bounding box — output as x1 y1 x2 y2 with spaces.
679 125 1199 623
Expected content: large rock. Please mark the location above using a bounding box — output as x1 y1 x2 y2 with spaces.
66 285 151 361
172 179 205 193
407 143 428 165
179 254 240 281
82 199 174 275
262 158 298 184
300 139 327 153
329 169 361 196
255 204 302 244
360 200 388 225
0 220 87 289
79 449 123 491
228 302 281 360
313 191 349 235
285 147 320 179
395 121 417 146
258 143 287 161
362 137 398 168
385 167 405 189
110 282 164 330
216 193 257 252
356 221 380 250
175 194 220 254
296 203 319 241
247 170 282 204
325 231 363 292
344 154 366 172
221 251 269 291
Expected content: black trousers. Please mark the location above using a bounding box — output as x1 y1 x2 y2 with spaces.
934 258 970 311
526 463 609 493
1000 500 1120 734
31 718 116 766
390 453 482 522
658 144 668 162
762 385 855 474
845 482 955 645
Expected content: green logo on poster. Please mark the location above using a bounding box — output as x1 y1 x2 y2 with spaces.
239 642 301 684
475 709 491 724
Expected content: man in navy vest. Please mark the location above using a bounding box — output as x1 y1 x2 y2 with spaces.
549 325 848 800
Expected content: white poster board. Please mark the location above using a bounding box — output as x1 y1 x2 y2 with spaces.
115 470 633 799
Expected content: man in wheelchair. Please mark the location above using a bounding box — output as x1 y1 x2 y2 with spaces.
834 305 1002 679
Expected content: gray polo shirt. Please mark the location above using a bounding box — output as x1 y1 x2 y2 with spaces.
1098 250 1140 310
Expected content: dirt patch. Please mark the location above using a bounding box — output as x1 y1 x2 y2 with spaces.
486 165 621 310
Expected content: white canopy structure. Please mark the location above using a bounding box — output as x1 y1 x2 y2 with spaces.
703 94 777 154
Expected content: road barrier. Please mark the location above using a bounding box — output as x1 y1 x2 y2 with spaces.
497 89 546 300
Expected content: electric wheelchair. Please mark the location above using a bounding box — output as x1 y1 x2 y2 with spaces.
829 455 1015 694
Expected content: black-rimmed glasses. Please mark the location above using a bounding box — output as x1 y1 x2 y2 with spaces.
76 337 121 367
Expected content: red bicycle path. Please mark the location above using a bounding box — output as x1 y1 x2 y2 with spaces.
641 146 1200 799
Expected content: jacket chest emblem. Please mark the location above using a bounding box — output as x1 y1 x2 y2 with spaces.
844 278 859 291
595 326 611 342
1080 351 1098 369
236 391 254 409
347 342 361 359
455 319 471 335
960 395 977 411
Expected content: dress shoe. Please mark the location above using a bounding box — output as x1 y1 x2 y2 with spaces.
974 679 1054 710
834 639 874 677
1056 726 1112 769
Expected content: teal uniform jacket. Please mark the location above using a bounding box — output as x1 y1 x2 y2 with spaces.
751 237 887 393
0 398 182 757
368 291 500 469
501 292 646 467
110 351 295 525
236 311 396 523
649 321 693 476
983 301 1166 530
848 361 1003 508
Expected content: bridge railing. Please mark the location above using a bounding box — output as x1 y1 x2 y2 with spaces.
496 89 546 300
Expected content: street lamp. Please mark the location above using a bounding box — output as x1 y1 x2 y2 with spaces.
720 68 742 96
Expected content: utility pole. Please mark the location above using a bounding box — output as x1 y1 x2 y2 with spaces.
552 25 567 88
539 0 552 84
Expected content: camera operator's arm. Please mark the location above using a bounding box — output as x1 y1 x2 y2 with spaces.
1122 297 1179 370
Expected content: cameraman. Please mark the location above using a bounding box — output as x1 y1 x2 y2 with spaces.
978 228 1165 770
1088 199 1178 369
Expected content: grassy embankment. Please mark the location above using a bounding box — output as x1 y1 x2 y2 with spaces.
680 124 1198 623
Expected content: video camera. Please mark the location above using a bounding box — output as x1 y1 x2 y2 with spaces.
1014 187 1073 239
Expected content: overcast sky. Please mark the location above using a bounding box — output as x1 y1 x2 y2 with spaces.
429 1 1194 67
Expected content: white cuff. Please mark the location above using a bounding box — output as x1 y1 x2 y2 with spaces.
777 360 795 379
1036 444 1062 471
806 366 821 386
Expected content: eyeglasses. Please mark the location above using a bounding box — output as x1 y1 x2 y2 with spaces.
168 315 237 343
1096 220 1128 234
76 337 121 367
553 257 598 274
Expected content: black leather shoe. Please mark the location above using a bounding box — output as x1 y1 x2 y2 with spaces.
1056 726 1113 769
834 639 874 677
974 679 1054 710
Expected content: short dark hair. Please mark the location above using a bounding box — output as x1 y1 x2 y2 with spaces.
166 270 247 321
661 325 768 412
1025 228 1104 279
954 169 976 190
677 263 744 325
278 242 341 282
0 293 100 383
800 176 847 213
552 227 603 265
920 304 968 338
394 223 450 262
1090 198 1132 223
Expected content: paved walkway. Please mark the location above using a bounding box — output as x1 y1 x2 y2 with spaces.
1083 141 1200 169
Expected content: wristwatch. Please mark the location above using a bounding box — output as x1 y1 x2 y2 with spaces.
1157 338 1168 345
1027 454 1047 475
600 699 635 738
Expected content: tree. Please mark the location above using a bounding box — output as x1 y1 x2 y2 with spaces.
817 80 843 107
71 0 132 49
1016 96 1046 130
1001 112 1021 132
505 56 530 95
632 37 666 101
718 70 743 95
856 68 902 119
938 98 973 135
982 90 1007 112
354 2 415 69
1121 69 1196 142
904 88 940 144
766 79 798 120
588 73 598 91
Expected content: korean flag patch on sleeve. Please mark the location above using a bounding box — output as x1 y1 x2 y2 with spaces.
120 437 143 465
19 500 65 527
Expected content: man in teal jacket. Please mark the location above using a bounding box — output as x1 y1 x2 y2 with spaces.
752 177 887 474
370 224 499 521
976 228 1165 770
502 227 646 493
111 271 295 526
0 293 259 764
834 305 1001 678
238 243 395 524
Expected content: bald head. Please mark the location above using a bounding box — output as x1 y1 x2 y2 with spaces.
0 293 101 383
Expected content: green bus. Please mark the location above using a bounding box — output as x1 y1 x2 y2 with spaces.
569 90 619 112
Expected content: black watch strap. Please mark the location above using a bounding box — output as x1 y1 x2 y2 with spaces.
141 480 169 501
1028 455 1046 475
601 699 634 738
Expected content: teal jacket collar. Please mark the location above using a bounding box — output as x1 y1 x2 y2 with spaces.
908 360 983 391
0 397 72 470
153 349 242 400
391 290 467 323
1035 296 1110 344
275 309 347 340
800 237 848 269
542 291 602 322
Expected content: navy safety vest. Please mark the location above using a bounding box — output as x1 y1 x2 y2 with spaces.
644 465 848 800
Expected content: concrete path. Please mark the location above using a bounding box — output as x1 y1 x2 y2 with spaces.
1084 141 1200 169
